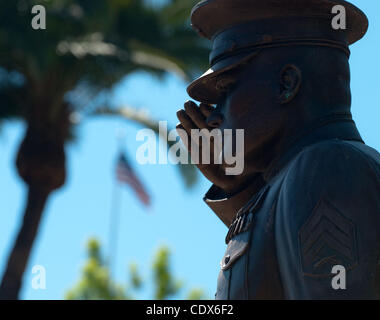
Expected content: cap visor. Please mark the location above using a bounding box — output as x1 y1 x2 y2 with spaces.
187 50 260 104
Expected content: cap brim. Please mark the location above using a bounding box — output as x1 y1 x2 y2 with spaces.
187 50 260 104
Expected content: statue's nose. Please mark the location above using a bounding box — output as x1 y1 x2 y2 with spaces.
207 112 224 128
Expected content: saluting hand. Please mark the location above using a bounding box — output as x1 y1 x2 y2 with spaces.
176 100 250 194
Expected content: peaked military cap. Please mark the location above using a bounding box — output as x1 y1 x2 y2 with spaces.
187 0 368 104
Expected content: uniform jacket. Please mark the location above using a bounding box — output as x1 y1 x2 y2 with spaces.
204 117 380 299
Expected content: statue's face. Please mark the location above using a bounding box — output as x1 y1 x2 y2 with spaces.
195 46 349 177
209 58 288 171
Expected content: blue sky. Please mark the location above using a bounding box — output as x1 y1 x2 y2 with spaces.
0 0 379 299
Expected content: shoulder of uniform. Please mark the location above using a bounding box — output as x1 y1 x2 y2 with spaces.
287 139 379 177
280 139 380 201
298 138 367 158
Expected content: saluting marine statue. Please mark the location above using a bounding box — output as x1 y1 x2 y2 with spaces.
177 0 380 299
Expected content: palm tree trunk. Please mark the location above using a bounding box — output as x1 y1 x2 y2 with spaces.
0 187 50 299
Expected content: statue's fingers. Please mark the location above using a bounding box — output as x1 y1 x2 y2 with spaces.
175 122 202 156
176 109 197 131
175 120 207 165
176 123 191 151
184 101 208 129
199 103 215 118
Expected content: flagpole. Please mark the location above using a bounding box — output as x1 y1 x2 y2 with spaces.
108 128 125 278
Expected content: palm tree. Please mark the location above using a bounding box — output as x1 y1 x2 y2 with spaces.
0 0 206 299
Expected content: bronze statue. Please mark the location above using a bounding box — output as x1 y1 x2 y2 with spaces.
177 0 380 299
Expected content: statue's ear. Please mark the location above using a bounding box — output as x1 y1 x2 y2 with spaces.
278 64 302 104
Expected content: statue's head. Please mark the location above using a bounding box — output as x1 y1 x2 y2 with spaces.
187 0 368 172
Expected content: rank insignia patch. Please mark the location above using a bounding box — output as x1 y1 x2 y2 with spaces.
299 199 358 277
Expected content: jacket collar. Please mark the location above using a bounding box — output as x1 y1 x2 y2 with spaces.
263 112 364 183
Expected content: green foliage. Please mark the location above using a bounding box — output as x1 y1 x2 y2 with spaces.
65 238 129 300
186 288 208 300
65 238 208 300
129 263 142 290
152 246 182 299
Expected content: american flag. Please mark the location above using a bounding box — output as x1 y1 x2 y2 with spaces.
116 153 151 207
